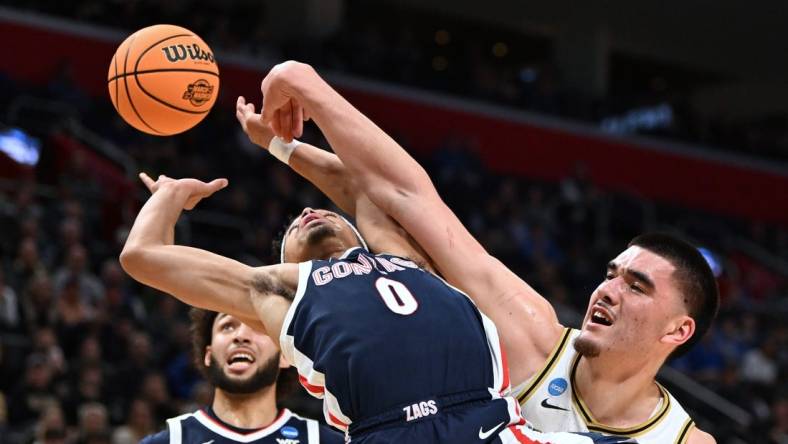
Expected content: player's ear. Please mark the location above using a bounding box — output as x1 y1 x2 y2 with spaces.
204 346 212 367
661 315 694 348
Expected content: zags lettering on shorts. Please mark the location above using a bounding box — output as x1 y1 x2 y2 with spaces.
403 400 438 421
478 422 504 440
540 398 570 411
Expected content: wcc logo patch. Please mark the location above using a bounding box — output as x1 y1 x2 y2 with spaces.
548 378 568 396
182 79 214 106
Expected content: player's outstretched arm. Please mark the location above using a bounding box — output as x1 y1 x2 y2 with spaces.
260 61 564 384
237 96 435 269
236 96 359 215
120 174 298 344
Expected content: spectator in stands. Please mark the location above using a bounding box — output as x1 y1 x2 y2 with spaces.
76 402 110 444
138 373 177 426
11 237 48 294
34 403 69 444
53 244 104 307
741 336 780 386
0 268 20 332
7 354 58 428
22 273 57 330
111 398 154 444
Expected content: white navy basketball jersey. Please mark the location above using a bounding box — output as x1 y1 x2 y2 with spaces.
513 328 696 444
140 407 343 444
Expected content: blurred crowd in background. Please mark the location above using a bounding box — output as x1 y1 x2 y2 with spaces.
0 1 787 444
4 0 788 163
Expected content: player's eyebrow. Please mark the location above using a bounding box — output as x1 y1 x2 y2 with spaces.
608 261 655 290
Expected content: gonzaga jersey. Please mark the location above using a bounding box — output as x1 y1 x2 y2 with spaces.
279 247 518 434
140 407 343 444
514 328 696 444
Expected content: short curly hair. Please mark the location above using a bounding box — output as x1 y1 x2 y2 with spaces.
189 307 299 404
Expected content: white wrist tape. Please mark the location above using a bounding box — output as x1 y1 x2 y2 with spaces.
269 137 301 164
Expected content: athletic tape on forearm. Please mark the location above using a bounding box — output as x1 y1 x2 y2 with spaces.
269 137 302 164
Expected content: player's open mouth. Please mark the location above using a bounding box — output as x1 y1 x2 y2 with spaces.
301 213 323 228
590 306 614 326
227 350 256 371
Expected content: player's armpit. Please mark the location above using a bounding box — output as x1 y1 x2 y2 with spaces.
248 263 300 350
687 428 716 444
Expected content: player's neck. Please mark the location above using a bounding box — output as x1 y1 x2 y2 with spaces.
575 355 662 427
318 241 354 260
211 385 279 429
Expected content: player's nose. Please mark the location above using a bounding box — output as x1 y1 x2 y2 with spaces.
232 325 253 343
300 207 315 218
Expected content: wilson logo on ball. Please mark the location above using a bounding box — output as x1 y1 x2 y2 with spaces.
182 80 214 106
161 43 215 63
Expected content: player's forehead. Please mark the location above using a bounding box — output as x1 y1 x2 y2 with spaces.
610 246 676 283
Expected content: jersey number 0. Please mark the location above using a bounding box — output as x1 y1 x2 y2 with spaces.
375 277 418 315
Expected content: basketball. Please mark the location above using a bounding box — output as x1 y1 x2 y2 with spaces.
107 24 219 136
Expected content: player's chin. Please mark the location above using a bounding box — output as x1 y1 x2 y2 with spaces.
573 332 602 358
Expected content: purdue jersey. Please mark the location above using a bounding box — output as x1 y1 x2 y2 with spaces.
140 408 343 444
513 328 696 444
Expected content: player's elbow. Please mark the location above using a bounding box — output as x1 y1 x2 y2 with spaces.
119 245 146 279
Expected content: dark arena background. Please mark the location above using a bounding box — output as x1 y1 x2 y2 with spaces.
0 1 786 443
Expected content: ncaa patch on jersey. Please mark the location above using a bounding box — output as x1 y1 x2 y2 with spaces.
280 426 299 438
548 378 568 396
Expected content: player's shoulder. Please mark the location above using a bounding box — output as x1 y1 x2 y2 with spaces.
686 427 716 444
140 429 169 444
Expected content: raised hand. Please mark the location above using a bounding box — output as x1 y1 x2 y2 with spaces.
236 96 276 149
260 61 311 142
138 172 227 210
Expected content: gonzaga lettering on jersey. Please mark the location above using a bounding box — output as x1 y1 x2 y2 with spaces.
513 328 696 444
279 247 521 438
139 408 343 444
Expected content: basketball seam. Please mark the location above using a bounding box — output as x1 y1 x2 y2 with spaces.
113 53 119 112
107 68 219 83
133 33 214 115
123 34 163 135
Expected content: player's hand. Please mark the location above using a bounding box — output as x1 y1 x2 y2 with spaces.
260 61 311 142
236 96 275 149
139 172 228 210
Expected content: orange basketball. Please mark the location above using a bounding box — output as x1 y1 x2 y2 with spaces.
107 24 220 136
